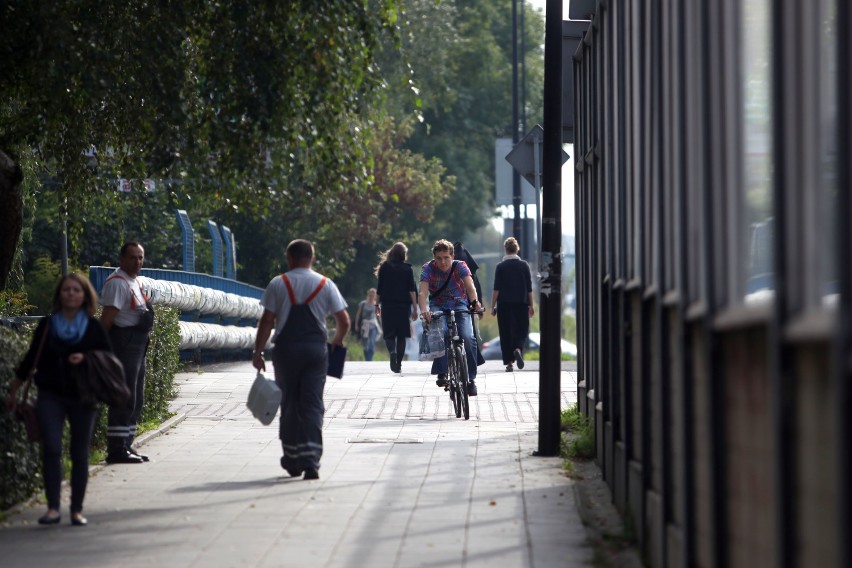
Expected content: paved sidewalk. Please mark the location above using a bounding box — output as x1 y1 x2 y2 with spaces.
0 360 592 567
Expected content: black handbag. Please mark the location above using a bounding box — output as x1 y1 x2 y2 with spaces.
83 350 130 407
135 300 155 333
14 392 40 443
15 323 48 443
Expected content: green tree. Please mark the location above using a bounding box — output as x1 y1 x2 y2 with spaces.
340 0 546 297
403 0 545 242
0 0 402 288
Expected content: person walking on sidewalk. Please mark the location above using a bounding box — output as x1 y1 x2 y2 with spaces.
353 288 381 361
252 239 350 481
100 241 154 464
6 273 113 526
490 237 534 372
375 242 418 373
419 239 481 396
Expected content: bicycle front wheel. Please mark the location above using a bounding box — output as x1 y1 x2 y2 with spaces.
455 344 470 420
446 349 460 418
448 347 462 418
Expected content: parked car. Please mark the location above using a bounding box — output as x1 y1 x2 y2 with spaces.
480 332 577 360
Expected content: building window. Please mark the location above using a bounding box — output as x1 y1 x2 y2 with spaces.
818 0 838 308
742 0 774 303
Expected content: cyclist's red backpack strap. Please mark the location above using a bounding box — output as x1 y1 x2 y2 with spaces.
280 274 297 304
304 277 327 305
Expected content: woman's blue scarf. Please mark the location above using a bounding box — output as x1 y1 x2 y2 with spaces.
51 310 89 344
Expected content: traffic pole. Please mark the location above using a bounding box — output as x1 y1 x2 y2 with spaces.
536 0 563 457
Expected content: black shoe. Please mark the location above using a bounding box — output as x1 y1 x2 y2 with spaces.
392 354 402 373
128 447 149 462
38 512 61 525
106 450 145 464
303 468 319 480
467 381 478 396
71 514 87 526
436 374 448 388
513 348 524 369
280 457 303 478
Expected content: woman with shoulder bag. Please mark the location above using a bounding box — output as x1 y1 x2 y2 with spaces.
4 273 113 527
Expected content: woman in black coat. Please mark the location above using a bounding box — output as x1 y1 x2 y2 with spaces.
375 242 418 373
5 273 113 526
490 237 535 371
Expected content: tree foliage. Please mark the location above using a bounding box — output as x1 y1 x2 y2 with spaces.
1 0 547 303
338 0 545 299
0 0 404 287
405 0 545 242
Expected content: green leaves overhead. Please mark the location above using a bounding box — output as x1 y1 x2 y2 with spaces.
0 0 399 212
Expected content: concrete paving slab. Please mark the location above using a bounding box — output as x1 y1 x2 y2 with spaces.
1 360 593 567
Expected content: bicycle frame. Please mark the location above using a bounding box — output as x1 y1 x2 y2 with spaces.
428 309 471 420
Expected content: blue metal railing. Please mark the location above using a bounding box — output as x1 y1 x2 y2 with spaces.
89 267 263 299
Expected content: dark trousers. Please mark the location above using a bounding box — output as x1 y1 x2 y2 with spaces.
497 302 530 365
37 390 98 513
107 326 148 451
382 304 410 362
272 341 327 472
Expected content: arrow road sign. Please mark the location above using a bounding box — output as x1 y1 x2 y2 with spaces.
505 124 569 190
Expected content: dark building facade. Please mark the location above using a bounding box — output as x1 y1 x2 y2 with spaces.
570 1 849 567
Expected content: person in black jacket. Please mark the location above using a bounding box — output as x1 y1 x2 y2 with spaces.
375 242 418 373
5 273 113 526
490 237 535 372
453 241 486 365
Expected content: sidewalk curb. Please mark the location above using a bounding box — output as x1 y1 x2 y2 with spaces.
570 458 644 567
134 412 188 448
91 412 188 473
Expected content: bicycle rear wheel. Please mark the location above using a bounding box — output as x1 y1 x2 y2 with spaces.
448 348 462 418
455 344 470 420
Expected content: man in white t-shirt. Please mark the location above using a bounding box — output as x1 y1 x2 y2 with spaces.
253 239 350 481
100 242 153 464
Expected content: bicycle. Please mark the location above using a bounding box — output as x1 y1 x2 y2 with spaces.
425 309 471 420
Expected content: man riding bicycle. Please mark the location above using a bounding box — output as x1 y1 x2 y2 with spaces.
419 239 482 396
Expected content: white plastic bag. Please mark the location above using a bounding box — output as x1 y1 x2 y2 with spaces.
418 322 446 361
246 372 282 425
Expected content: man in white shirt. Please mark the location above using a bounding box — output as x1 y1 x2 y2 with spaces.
100 242 153 464
253 239 350 480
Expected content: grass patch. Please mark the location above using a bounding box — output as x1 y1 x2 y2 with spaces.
560 404 595 460
561 404 586 432
522 351 576 362
560 437 576 477
566 432 595 460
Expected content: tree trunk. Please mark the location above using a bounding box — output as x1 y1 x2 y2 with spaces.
0 149 24 291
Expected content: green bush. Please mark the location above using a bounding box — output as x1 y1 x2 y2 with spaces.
0 324 42 511
23 257 62 315
141 307 181 424
0 290 33 317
